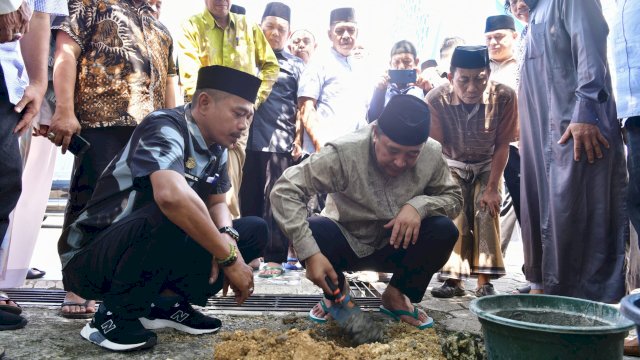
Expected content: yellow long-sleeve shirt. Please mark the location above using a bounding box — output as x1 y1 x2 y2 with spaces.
177 8 279 107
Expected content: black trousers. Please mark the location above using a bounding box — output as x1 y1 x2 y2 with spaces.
240 150 292 263
305 216 458 303
503 145 521 223
62 202 267 319
0 65 22 243
626 116 640 239
62 126 135 229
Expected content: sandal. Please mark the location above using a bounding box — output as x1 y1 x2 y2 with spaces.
308 299 331 323
60 300 96 319
0 292 22 315
26 267 46 280
511 285 531 294
379 305 434 330
258 265 284 278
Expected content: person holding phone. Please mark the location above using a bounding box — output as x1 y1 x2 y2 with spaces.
427 46 518 298
367 40 430 122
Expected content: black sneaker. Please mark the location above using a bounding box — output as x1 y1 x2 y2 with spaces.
0 308 27 331
431 280 466 298
140 301 221 335
80 304 157 352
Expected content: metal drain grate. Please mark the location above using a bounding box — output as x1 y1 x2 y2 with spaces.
3 289 381 312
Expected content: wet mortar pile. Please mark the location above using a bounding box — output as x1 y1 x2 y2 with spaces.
214 315 445 360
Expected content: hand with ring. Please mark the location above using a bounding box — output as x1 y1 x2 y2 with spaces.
0 1 32 43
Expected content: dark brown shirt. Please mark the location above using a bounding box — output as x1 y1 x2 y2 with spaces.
53 0 176 128
426 81 518 164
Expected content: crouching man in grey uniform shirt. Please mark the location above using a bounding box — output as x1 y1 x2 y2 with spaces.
270 95 462 329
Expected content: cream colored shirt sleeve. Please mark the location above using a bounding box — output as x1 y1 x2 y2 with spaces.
270 147 348 261
405 148 462 220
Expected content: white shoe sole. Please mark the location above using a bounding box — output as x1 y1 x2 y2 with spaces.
80 323 155 351
139 317 220 335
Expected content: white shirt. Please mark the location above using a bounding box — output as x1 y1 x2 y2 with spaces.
0 0 68 104
298 47 368 152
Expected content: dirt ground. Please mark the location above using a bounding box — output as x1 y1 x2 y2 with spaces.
214 317 445 360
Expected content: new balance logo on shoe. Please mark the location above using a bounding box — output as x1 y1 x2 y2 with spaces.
170 310 189 323
101 319 116 334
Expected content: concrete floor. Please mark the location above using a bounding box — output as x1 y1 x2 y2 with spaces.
3 213 633 359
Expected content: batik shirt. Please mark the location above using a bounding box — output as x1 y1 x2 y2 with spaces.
52 0 176 128
59 104 230 268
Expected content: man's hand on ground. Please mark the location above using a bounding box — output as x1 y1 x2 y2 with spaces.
479 188 501 217
385 204 421 249
221 257 254 305
558 123 610 163
304 252 339 295
48 106 81 153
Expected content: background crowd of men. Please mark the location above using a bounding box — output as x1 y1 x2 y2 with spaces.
0 0 639 355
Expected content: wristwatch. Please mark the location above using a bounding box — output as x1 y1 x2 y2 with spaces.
219 226 239 242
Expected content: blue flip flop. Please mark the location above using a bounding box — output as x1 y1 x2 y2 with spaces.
309 299 331 323
283 257 302 271
379 305 434 329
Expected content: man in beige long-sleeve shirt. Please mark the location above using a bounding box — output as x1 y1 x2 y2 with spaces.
271 95 461 329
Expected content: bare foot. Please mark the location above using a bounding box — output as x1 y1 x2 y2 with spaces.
381 285 429 327
61 291 96 315
248 258 261 271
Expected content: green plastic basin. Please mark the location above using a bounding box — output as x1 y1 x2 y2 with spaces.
469 295 633 360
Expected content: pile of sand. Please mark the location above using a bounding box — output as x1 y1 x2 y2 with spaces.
214 323 445 360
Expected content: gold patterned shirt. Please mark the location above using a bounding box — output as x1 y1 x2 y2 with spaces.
52 0 176 128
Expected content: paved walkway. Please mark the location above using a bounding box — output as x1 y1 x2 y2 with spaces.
6 214 633 359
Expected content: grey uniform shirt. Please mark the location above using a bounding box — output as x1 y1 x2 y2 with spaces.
270 124 462 261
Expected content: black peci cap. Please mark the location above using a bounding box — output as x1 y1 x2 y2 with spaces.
330 7 356 25
230 4 245 15
451 45 490 69
377 95 430 146
196 65 261 103
485 15 516 32
262 2 290 22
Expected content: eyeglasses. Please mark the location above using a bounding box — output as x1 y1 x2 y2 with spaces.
332 26 357 37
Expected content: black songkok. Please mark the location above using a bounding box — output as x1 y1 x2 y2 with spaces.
262 2 290 22
330 7 356 25
485 15 515 32
451 45 490 69
230 4 245 15
377 95 430 146
196 66 261 103
390 40 417 58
